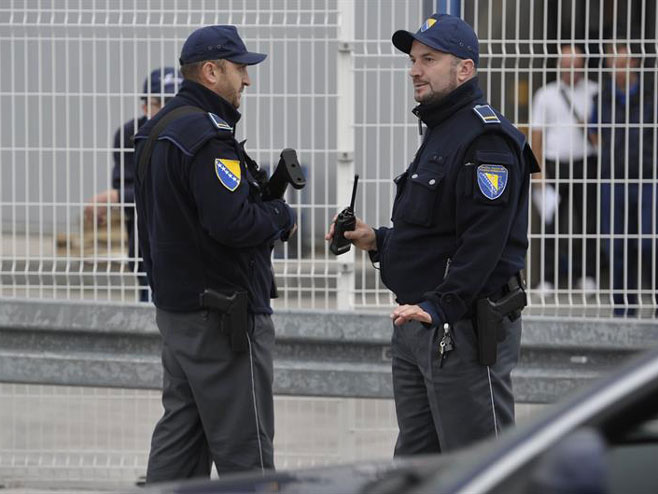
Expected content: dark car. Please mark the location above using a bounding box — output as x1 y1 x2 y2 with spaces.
141 347 658 494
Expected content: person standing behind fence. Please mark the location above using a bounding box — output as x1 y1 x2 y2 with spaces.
134 26 296 482
327 14 538 454
85 67 181 301
590 41 657 317
530 44 598 296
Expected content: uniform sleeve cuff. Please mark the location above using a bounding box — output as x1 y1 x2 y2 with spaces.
375 227 388 252
419 301 443 329
422 291 467 325
268 199 295 237
365 227 385 263
282 202 298 241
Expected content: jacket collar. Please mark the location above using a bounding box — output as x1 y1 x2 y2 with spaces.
412 77 483 129
176 79 242 127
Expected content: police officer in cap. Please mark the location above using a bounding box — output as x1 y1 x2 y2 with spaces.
327 14 538 454
134 26 296 481
86 67 181 301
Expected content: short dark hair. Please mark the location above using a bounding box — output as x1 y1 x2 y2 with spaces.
180 59 226 82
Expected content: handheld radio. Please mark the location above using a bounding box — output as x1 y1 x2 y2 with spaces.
330 174 359 256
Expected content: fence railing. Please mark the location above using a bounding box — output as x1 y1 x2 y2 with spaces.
2 298 657 403
1 0 657 317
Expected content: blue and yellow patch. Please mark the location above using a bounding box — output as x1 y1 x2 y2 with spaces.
215 158 241 192
420 18 437 32
477 164 508 200
473 104 501 124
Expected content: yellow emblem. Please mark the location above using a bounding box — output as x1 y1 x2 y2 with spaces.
421 18 437 32
485 173 499 190
214 159 241 192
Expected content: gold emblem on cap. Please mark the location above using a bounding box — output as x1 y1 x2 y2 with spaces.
421 18 437 32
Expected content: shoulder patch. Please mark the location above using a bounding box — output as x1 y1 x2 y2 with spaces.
473 104 501 124
477 164 508 200
215 158 241 191
208 113 233 132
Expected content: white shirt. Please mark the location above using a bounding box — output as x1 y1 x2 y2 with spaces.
531 78 598 161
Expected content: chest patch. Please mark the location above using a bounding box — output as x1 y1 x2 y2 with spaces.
215 158 241 192
477 164 508 200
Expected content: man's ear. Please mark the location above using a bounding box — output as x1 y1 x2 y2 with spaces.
199 61 220 84
458 59 476 83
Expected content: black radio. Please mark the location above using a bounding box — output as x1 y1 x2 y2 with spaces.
330 174 359 256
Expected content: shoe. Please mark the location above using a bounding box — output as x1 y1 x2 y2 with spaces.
534 280 555 296
576 276 597 296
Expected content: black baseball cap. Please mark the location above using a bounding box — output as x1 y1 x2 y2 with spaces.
392 13 479 66
179 25 267 66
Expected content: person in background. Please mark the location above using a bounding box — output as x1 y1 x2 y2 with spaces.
590 41 657 316
85 67 181 301
530 44 598 297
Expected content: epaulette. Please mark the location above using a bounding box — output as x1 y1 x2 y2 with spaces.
472 104 501 125
158 112 233 157
208 112 233 131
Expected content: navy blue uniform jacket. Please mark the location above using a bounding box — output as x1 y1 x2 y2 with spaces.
134 80 294 313
374 78 538 325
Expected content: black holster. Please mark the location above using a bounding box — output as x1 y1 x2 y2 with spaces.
200 289 249 353
474 275 527 366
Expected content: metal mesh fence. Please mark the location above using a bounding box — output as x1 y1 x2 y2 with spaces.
2 2 652 486
0 0 343 308
1 1 657 313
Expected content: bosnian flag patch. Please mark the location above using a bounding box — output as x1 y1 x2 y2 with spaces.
420 18 437 32
215 158 241 191
477 164 508 200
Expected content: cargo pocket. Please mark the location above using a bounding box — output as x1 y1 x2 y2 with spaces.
400 170 444 227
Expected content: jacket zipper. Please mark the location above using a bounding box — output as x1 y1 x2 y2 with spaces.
443 257 452 280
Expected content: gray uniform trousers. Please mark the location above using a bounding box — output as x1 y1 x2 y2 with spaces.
146 308 275 483
392 316 522 455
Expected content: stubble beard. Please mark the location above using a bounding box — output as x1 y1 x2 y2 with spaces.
415 70 459 106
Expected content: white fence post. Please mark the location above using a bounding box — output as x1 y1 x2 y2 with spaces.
335 0 356 310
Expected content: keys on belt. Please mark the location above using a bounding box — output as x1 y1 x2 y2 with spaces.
438 322 454 368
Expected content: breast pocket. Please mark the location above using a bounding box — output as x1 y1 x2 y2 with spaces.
399 170 444 227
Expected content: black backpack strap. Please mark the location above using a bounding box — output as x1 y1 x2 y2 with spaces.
136 105 206 185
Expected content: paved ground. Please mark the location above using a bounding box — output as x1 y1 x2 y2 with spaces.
0 384 543 492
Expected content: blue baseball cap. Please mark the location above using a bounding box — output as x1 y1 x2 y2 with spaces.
142 67 182 100
392 14 479 66
179 25 267 66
